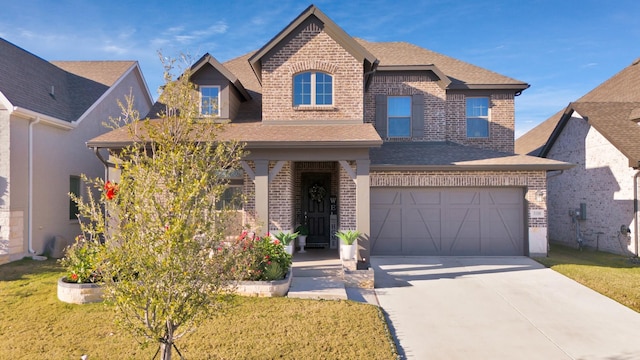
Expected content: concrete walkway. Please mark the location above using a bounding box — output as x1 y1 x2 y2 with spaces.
372 256 640 360
287 249 378 304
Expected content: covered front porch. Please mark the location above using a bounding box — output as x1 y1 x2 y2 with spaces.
239 150 373 263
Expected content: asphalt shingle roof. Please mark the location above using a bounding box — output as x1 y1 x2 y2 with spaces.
0 38 134 122
518 57 640 167
371 142 571 170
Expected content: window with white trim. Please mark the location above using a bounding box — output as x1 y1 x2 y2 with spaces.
466 97 489 138
200 86 220 116
293 71 333 106
387 96 412 137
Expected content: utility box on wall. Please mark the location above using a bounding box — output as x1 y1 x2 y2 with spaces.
579 203 587 220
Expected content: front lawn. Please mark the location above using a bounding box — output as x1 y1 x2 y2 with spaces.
0 259 397 359
534 244 640 313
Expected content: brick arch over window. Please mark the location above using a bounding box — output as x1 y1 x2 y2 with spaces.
287 61 338 76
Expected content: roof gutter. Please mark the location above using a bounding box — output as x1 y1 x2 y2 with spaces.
27 116 41 255
634 169 640 257
13 106 75 130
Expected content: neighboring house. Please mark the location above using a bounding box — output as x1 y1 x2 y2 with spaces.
88 5 570 262
0 38 153 264
516 58 640 256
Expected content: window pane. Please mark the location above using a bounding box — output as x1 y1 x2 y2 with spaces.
69 176 80 220
315 73 333 105
216 187 243 210
388 117 411 137
293 72 311 105
466 97 488 117
467 118 489 137
201 87 219 115
388 97 411 116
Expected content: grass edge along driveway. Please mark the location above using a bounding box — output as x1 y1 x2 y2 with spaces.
534 243 640 313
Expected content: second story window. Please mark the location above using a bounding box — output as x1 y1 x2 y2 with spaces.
466 97 489 138
200 86 220 116
387 96 411 137
293 71 333 106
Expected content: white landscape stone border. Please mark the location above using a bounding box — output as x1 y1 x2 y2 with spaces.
233 269 292 297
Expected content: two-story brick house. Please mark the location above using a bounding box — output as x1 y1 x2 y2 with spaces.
88 5 571 262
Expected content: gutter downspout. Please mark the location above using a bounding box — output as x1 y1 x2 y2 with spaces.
27 116 41 255
634 170 640 257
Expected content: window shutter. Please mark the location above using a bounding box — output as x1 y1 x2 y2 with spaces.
411 93 424 138
375 94 387 138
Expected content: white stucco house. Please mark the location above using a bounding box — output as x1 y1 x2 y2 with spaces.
516 57 640 255
0 38 153 264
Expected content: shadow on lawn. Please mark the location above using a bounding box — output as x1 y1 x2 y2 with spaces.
0 258 62 282
539 243 640 269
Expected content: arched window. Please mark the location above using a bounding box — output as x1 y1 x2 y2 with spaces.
293 71 333 106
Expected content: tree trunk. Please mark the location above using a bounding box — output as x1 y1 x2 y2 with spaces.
161 342 172 360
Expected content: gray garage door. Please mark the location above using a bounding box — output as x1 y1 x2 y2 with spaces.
371 188 525 256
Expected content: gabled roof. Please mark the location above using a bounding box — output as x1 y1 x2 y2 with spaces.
515 109 564 156
0 37 136 123
356 39 529 91
534 58 640 167
248 4 378 85
190 53 251 101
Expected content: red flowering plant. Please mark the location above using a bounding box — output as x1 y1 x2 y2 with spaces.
236 231 292 281
59 235 104 283
104 180 119 200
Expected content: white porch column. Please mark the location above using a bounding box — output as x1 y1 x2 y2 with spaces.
355 159 371 263
254 160 269 231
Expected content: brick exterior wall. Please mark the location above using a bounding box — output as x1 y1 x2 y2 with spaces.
371 170 547 229
261 18 363 122
364 73 447 141
268 161 294 232
546 116 638 255
338 161 357 230
445 92 515 153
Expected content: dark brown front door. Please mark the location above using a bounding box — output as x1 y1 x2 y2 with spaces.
302 173 331 247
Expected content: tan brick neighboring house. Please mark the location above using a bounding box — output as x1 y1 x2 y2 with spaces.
0 38 153 264
89 5 570 262
516 58 640 256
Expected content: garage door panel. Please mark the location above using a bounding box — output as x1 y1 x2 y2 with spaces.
371 188 525 256
403 208 442 253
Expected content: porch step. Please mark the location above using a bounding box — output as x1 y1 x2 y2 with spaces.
287 276 347 300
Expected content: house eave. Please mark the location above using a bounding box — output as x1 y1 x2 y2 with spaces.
449 84 531 91
11 106 76 130
246 140 383 149
370 163 575 172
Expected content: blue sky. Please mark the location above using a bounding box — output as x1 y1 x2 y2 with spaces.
1 0 639 138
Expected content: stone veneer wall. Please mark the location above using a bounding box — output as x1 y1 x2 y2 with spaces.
546 116 638 255
371 170 548 254
261 18 363 122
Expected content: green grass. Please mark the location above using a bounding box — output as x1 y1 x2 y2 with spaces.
0 259 397 360
534 244 640 313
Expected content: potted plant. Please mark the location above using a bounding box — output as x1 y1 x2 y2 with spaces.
336 229 360 261
57 235 105 304
295 224 309 253
274 231 298 255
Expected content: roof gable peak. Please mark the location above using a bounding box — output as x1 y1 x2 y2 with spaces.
247 5 377 84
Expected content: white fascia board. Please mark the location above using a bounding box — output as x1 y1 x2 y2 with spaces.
11 106 75 130
0 91 12 110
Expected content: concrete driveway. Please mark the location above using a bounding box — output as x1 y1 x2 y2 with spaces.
372 256 640 360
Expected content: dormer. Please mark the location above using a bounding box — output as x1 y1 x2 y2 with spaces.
248 5 377 124
189 53 251 120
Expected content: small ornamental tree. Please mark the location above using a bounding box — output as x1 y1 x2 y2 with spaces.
72 56 248 360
